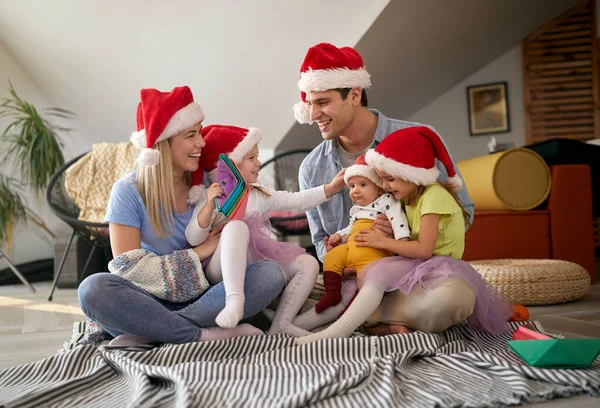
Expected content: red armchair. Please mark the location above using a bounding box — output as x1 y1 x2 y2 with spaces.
463 164 596 281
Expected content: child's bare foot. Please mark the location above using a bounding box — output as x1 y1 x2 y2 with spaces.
363 324 412 336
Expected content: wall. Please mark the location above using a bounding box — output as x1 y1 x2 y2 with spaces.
408 45 524 162
0 44 77 269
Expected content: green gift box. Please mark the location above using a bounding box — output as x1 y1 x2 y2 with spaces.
508 338 600 368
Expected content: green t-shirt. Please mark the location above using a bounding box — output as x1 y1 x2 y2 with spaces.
404 183 465 259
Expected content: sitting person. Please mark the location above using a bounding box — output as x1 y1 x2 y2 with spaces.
311 155 410 315
78 86 287 347
296 126 512 345
185 124 346 336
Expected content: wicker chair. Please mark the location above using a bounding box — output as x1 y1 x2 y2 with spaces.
257 149 314 251
46 152 112 301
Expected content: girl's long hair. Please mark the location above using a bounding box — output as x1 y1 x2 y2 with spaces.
136 140 192 237
405 181 471 227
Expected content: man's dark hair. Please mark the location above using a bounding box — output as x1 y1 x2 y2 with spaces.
336 88 368 107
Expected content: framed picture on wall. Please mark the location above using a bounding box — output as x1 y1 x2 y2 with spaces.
466 81 510 136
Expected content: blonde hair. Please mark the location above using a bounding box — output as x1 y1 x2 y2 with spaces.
405 181 471 227
136 140 192 237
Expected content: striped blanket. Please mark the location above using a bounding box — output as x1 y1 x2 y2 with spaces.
1 321 599 407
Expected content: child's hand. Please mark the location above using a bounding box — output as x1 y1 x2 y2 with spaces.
354 227 388 249
204 183 224 209
373 214 394 238
329 233 342 247
324 168 346 198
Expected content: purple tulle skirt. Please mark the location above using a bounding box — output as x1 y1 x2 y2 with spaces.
360 255 513 335
243 212 306 269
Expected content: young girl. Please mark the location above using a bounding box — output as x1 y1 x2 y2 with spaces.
312 155 410 314
296 126 512 345
185 124 346 336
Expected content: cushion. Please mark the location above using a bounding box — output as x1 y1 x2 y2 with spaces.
65 142 139 223
469 259 591 305
457 148 551 211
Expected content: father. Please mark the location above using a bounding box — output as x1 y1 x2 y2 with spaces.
295 43 475 334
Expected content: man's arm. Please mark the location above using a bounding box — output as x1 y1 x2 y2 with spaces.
428 126 475 228
299 162 327 262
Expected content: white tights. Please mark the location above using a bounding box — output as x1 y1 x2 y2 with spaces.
207 220 319 335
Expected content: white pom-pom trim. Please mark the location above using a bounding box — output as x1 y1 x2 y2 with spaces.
130 129 147 149
228 127 263 164
293 101 313 124
365 149 439 186
298 67 371 93
136 148 160 167
188 185 207 205
446 175 463 191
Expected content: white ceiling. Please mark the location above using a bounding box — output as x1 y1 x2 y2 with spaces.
0 0 388 150
278 0 580 152
0 0 582 154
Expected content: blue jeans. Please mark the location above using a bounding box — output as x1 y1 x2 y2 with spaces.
78 259 286 344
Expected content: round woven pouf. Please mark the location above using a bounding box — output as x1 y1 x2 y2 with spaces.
468 259 591 306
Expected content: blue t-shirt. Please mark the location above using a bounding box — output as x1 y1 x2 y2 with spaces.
105 171 196 256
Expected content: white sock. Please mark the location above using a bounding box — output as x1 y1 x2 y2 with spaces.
269 255 319 337
293 279 358 331
215 221 249 329
292 303 345 331
198 323 264 342
295 284 384 345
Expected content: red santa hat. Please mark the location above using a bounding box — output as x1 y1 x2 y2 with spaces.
293 43 371 124
344 155 382 187
188 124 262 204
365 126 463 190
130 86 205 166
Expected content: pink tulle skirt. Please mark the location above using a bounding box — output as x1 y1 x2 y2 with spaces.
360 255 513 335
243 212 306 269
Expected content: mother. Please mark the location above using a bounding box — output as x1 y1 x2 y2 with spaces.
78 86 286 346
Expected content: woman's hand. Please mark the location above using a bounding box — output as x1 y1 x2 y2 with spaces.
354 227 389 249
193 224 224 261
324 168 347 198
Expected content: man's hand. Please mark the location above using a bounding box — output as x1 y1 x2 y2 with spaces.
193 224 224 260
341 267 357 280
374 214 394 237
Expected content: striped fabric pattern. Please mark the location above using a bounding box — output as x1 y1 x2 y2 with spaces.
1 322 599 407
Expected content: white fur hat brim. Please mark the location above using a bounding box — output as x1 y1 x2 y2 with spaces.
130 102 205 166
298 68 371 93
228 127 262 164
365 149 439 186
344 164 382 187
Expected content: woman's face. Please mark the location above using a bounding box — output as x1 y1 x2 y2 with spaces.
237 144 261 183
169 122 205 174
375 169 417 200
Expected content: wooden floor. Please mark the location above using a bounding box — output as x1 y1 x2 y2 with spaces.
0 280 599 406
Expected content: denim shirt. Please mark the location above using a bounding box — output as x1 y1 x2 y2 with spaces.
298 109 475 262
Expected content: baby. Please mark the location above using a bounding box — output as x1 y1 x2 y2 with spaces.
315 155 411 313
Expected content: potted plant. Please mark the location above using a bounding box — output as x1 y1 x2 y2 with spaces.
0 82 75 291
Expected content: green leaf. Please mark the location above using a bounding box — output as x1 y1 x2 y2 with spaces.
0 174 27 245
0 82 73 195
